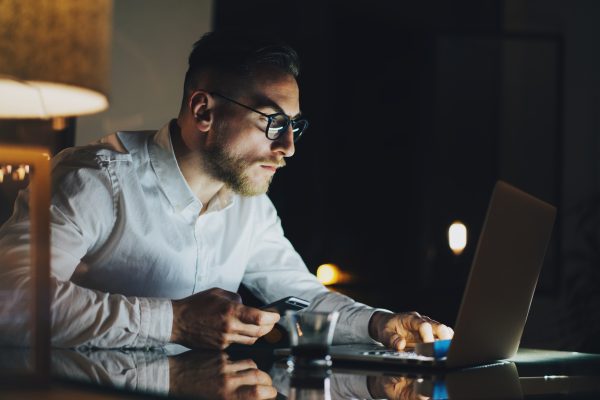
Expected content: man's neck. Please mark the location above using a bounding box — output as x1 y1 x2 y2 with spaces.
169 119 225 211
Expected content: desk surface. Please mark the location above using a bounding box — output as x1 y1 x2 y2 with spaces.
2 347 600 399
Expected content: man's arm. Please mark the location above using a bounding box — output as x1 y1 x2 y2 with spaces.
241 195 453 347
241 196 384 344
0 157 171 348
51 349 170 394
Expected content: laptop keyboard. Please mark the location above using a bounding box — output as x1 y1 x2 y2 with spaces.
361 350 420 359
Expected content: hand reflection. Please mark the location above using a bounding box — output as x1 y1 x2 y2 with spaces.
168 350 277 400
367 375 430 400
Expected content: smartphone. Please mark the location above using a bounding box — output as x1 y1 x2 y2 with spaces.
261 296 310 315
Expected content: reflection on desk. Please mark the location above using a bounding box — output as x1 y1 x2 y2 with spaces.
1 347 600 399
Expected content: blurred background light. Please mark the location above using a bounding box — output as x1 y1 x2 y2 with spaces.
317 263 341 285
448 221 468 256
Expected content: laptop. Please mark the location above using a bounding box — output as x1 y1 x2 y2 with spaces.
280 181 556 369
329 361 523 399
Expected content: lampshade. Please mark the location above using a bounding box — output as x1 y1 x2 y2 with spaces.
0 0 112 119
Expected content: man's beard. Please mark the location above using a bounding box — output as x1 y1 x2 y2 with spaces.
202 139 284 197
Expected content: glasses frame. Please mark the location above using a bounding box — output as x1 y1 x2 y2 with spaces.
210 92 308 142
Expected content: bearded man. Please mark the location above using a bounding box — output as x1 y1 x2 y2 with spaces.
0 31 453 349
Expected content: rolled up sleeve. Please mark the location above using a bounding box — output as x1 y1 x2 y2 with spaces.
0 149 172 348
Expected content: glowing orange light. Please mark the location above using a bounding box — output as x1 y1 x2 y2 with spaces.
317 263 341 285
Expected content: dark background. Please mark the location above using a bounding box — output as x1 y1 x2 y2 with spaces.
217 0 600 352
1 0 599 353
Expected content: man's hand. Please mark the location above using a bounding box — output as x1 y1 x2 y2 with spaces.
170 287 280 350
169 351 277 399
367 375 424 400
368 311 454 350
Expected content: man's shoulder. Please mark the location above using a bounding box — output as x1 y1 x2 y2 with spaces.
93 130 157 159
52 130 156 169
109 130 157 155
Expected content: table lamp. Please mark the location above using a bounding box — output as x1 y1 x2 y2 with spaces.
0 0 112 121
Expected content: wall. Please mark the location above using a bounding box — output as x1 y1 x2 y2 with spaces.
506 0 600 352
215 0 600 351
76 0 213 145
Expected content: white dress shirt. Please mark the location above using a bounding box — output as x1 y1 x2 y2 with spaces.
0 121 381 348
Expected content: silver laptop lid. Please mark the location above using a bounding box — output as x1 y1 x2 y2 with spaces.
447 181 556 367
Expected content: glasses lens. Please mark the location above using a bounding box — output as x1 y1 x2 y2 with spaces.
291 119 308 142
266 114 290 139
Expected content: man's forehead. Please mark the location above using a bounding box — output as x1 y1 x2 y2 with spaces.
244 72 300 116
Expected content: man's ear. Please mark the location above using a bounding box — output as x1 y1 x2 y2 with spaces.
189 91 213 133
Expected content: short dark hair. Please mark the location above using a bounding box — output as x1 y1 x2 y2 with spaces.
183 30 300 98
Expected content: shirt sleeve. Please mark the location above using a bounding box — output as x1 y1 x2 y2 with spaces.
241 195 384 344
0 149 172 348
330 373 374 400
49 349 169 395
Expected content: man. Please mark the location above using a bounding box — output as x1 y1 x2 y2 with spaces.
0 31 452 349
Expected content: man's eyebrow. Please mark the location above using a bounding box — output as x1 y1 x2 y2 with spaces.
249 95 302 119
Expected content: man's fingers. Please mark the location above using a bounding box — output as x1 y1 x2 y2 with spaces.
399 312 431 342
235 385 277 400
228 368 273 387
402 313 453 342
223 359 258 374
418 322 435 343
228 319 275 337
378 312 454 350
435 324 454 340
389 333 407 351
236 305 280 326
422 315 454 340
403 312 425 332
224 333 260 346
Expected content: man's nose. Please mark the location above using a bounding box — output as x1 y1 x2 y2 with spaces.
272 124 295 157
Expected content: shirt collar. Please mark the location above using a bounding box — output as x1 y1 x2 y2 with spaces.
148 120 235 215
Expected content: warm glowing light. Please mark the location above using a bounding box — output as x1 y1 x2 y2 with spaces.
0 164 31 184
0 80 108 118
317 263 341 285
16 166 26 181
52 117 67 131
448 221 468 255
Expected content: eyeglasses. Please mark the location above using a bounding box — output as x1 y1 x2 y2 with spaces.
211 92 308 142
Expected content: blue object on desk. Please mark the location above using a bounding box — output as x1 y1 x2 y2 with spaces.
433 339 452 358
432 381 449 400
415 339 452 358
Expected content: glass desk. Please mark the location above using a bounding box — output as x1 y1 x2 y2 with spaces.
1 346 599 399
